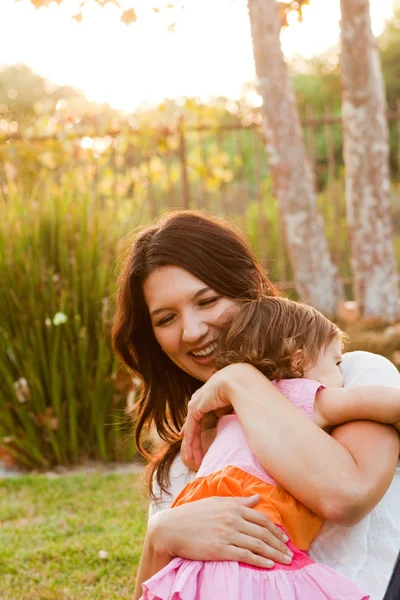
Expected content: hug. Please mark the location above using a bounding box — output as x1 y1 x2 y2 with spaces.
112 210 400 600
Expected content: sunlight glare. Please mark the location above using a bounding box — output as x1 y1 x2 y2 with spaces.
0 0 396 111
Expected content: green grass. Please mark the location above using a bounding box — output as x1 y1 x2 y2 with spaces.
0 473 148 599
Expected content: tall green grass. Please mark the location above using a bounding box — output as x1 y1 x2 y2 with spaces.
0 174 141 468
1 162 399 469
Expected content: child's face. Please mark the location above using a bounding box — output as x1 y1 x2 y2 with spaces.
305 337 344 388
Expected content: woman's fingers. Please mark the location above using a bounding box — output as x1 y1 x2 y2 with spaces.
239 505 289 544
223 544 275 569
223 497 293 565
236 521 293 564
230 531 291 566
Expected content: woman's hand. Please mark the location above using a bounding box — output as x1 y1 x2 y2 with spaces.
148 495 293 569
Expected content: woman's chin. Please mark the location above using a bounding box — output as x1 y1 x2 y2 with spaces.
188 354 216 382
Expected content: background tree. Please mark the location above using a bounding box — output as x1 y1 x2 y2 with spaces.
247 0 343 314
340 0 399 320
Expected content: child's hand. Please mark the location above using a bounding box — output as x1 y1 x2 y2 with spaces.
181 367 236 467
180 446 200 472
181 412 219 471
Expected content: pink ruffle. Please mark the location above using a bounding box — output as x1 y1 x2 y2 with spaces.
141 557 370 600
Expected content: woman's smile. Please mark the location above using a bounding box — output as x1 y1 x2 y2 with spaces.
143 266 239 382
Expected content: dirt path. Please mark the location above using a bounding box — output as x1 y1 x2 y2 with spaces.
0 459 145 479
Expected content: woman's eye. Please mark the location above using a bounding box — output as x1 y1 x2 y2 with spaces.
336 360 342 367
157 315 174 326
199 297 220 307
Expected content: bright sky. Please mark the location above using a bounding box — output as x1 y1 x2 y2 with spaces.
0 0 396 111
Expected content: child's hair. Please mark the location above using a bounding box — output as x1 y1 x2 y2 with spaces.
215 297 345 380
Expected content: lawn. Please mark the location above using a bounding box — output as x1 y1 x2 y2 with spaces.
0 473 148 599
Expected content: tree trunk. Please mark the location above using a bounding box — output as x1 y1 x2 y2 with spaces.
340 0 399 321
247 0 344 315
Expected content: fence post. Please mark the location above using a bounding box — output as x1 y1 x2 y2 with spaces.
324 105 341 268
0 157 8 203
396 99 400 175
179 116 190 209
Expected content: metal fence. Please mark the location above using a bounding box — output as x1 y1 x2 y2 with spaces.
2 104 400 291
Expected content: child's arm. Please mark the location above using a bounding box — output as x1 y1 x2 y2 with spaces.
314 385 400 431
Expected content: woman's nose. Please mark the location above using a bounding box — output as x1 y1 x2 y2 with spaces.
181 316 208 343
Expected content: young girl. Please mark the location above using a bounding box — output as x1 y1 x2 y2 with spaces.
140 297 400 599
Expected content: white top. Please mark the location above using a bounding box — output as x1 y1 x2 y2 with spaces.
148 351 400 600
309 351 400 599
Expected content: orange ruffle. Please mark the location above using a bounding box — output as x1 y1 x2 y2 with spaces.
172 465 323 551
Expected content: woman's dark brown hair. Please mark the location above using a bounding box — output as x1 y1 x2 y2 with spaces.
215 297 343 379
112 210 279 497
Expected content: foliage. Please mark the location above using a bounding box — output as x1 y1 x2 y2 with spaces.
344 321 400 366
4 2 400 181
290 3 400 114
2 111 400 466
290 7 400 178
379 4 400 111
0 473 147 598
2 1 400 463
0 175 141 468
22 0 309 29
277 0 310 27
0 64 123 139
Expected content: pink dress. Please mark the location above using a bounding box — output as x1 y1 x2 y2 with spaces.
141 378 370 600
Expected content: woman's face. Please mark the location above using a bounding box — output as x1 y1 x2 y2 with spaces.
143 266 239 382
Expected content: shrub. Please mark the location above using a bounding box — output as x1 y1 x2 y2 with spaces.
0 175 140 467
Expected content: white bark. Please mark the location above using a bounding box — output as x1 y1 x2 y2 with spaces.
340 0 399 321
247 0 344 315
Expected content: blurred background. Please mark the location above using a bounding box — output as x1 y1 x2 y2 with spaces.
1 0 400 469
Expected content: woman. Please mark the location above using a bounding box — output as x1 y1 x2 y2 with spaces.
112 210 400 599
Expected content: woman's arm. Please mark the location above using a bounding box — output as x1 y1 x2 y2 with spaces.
183 363 400 526
133 528 171 600
329 420 399 523
134 494 292 599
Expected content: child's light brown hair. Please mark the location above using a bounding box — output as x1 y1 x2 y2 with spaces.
215 297 345 380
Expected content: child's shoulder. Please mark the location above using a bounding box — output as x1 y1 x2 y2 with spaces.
273 377 322 394
274 378 325 419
